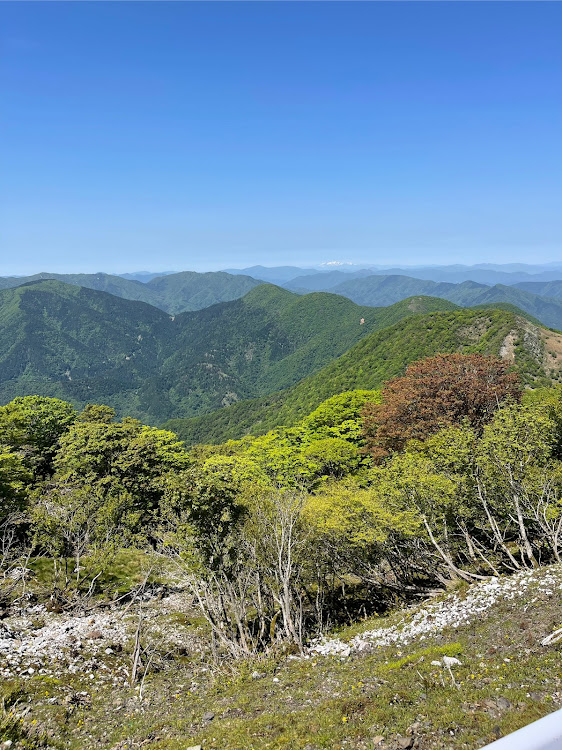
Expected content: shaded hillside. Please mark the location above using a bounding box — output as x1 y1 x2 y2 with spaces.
329 274 468 306
165 308 562 444
0 270 263 314
223 265 318 283
144 270 262 312
0 281 173 419
0 282 454 424
0 272 157 304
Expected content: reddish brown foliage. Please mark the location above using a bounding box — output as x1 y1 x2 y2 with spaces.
362 353 521 460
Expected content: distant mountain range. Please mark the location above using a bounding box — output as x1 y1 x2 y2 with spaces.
225 262 562 286
0 271 262 314
313 275 562 331
3 265 562 330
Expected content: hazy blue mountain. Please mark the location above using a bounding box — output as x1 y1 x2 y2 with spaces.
328 275 562 330
514 281 562 299
223 266 320 283
369 266 562 285
283 269 375 292
226 263 562 287
118 271 174 282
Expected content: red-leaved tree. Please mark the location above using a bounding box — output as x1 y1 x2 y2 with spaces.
362 353 521 460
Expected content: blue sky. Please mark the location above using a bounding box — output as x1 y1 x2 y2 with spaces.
1 2 561 274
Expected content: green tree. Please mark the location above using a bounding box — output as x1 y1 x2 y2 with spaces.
478 403 557 568
53 418 190 527
303 437 361 479
301 390 381 444
0 396 77 477
0 447 31 518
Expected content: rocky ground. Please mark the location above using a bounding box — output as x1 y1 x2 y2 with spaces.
2 564 562 749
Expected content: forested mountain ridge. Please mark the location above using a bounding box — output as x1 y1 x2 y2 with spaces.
0 270 263 314
165 307 562 444
326 274 562 330
4 268 562 329
0 280 174 419
0 281 456 424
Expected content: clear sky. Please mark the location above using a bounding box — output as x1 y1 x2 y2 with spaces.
1 1 561 275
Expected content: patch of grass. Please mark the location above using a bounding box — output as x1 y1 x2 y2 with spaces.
379 642 463 673
26 549 169 600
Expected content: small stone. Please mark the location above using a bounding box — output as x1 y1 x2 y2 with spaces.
372 736 384 746
272 677 279 683
202 711 215 722
397 737 414 749
442 656 462 667
496 697 511 710
251 670 265 680
185 747 201 750
86 630 103 640
104 648 114 655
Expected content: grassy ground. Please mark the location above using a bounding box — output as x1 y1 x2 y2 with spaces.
2 566 562 750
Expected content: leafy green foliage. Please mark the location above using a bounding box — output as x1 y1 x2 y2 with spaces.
0 447 31 517
0 395 77 477
54 417 190 521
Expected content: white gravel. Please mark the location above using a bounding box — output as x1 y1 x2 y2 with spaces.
309 565 562 657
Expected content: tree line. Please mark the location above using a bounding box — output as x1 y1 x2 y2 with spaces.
1 353 561 658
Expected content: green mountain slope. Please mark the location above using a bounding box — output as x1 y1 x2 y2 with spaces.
161 290 459 417
329 275 562 330
165 307 562 444
0 281 174 419
0 271 263 314
0 282 456 424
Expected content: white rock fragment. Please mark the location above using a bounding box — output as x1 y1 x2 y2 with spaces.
442 656 462 667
